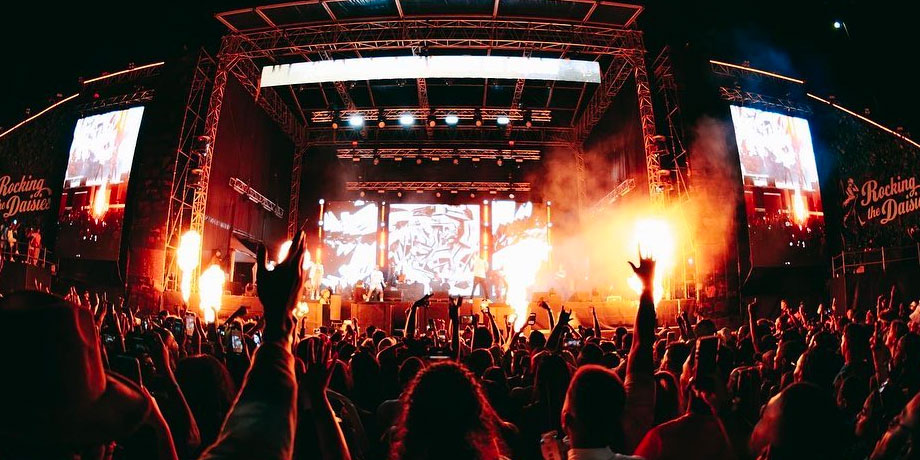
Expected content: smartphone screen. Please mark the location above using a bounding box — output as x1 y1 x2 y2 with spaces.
460 315 473 325
527 312 537 325
230 330 243 353
252 331 262 346
695 336 719 379
185 314 195 336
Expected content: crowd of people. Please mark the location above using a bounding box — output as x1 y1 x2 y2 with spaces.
2 231 920 459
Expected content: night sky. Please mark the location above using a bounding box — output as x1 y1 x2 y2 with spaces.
1 0 915 135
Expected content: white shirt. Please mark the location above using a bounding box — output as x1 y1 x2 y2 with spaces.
369 270 384 288
473 257 488 278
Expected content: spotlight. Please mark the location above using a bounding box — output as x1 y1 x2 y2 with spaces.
525 120 532 128
373 157 380 165
377 120 386 128
416 189 423 194
427 115 437 127
475 119 483 127
331 121 339 129
397 191 403 197
509 193 515 199
524 111 533 128
352 156 361 162
833 20 842 29
444 114 459 126
359 191 366 197
416 158 423 165
496 116 510 126
348 114 364 128
470 192 476 198
496 158 503 166
453 158 460 165
319 199 325 204
436 192 441 198
474 109 483 127
508 140 515 147
399 113 415 126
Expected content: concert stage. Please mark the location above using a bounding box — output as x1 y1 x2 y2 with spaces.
162 290 692 332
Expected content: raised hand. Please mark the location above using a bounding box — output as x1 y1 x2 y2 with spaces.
448 295 462 322
628 247 656 290
413 293 432 309
557 307 572 326
539 300 551 311
302 338 336 398
257 231 308 342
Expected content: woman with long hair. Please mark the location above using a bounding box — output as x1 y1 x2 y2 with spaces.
389 361 507 460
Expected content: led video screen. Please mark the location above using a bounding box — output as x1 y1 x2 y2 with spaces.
57 106 144 260
491 200 549 272
388 204 480 295
322 201 379 291
730 105 825 266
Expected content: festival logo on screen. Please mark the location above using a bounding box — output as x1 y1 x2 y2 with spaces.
843 176 920 229
388 204 480 295
730 105 825 266
57 106 144 260
0 175 53 218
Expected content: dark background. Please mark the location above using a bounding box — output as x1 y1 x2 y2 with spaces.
1 1 915 137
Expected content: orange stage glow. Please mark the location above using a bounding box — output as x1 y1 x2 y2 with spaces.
277 240 293 264
199 264 226 323
91 181 109 219
176 230 202 304
627 218 677 303
791 189 809 226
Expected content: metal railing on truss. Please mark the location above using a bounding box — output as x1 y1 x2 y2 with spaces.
832 244 920 277
0 241 55 271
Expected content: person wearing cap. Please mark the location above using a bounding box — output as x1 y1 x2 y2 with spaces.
0 290 178 459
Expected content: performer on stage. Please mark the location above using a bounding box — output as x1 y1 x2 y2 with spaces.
369 265 385 302
471 254 489 299
309 259 324 300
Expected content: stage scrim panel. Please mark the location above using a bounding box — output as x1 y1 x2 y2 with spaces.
57 106 144 260
730 105 825 266
388 204 480 295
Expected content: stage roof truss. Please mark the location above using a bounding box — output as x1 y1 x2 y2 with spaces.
336 147 541 161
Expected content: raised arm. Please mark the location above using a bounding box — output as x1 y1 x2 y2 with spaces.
627 254 657 377
201 231 310 460
539 300 555 330
546 307 572 350
449 296 462 361
592 306 602 339
747 300 762 355
302 338 352 460
404 294 430 339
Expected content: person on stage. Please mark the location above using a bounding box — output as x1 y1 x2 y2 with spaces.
309 258 324 300
471 254 489 299
369 265 385 302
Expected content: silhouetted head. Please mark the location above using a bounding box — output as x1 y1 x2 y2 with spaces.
391 361 504 460
175 355 236 446
750 382 845 459
562 365 627 450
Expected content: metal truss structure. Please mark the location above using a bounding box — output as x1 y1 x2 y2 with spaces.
229 177 285 218
164 50 216 291
76 89 155 114
311 108 552 124
168 7 663 291
346 181 531 192
719 87 812 115
590 178 636 214
336 148 540 162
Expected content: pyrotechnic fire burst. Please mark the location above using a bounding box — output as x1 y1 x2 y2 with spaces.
176 230 202 304
92 181 109 219
199 264 226 323
628 218 676 303
791 189 809 226
494 238 550 329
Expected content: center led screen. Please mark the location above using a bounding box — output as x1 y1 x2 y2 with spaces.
388 204 480 295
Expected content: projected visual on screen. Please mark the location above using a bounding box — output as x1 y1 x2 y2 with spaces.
491 201 549 300
730 105 825 266
322 201 379 291
57 106 144 260
388 204 480 295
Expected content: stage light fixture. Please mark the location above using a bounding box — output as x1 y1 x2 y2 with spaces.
509 193 515 199
416 189 423 193
399 113 415 126
394 156 403 162
348 114 365 128
427 115 437 127
546 201 552 206
470 192 476 198
319 199 325 204
377 120 386 128
508 140 515 146
453 158 460 165
397 191 403 197
444 114 459 126
833 20 842 29
373 157 380 165
524 111 533 128
416 158 423 165
475 119 483 127
352 156 361 162
359 191 366 197
496 158 503 166
331 121 339 129
435 192 441 198
496 116 510 125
